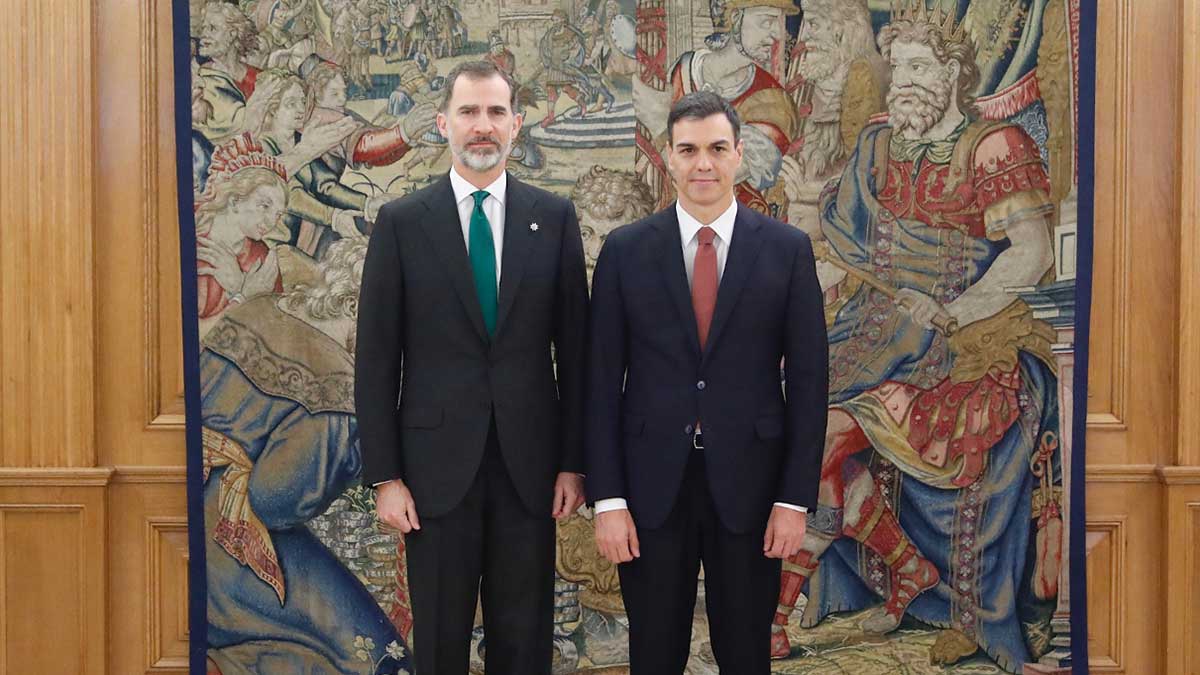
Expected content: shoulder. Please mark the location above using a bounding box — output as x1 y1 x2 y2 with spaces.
971 123 1041 170
378 179 444 223
600 210 664 256
755 211 811 249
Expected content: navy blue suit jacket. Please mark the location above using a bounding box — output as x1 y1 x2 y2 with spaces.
584 203 829 534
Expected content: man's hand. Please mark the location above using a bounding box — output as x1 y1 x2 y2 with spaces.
332 209 367 238
763 506 807 559
402 101 438 142
595 509 640 564
375 479 421 534
551 472 585 520
896 288 949 330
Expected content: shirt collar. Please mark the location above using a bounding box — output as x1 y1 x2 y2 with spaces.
676 198 738 246
449 166 507 207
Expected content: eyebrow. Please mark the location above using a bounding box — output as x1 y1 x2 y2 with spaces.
675 140 732 149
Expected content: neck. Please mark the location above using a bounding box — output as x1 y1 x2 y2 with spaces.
678 194 735 226
210 51 244 78
453 160 505 190
268 125 296 149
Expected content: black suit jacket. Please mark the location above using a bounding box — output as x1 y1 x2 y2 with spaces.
584 203 829 534
355 173 589 518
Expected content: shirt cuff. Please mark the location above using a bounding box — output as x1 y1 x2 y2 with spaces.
594 498 628 514
774 502 807 513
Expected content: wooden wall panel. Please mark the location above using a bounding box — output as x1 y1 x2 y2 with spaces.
0 484 108 675
0 0 96 468
108 474 189 675
0 0 1178 672
1086 0 1181 468
95 0 187 467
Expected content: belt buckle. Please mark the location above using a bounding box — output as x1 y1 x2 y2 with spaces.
693 429 704 450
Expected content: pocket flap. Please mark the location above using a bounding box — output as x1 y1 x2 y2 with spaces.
401 406 443 428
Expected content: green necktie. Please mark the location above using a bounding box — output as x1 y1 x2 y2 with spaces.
468 190 498 336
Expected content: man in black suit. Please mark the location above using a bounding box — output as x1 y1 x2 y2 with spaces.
355 60 589 675
585 92 829 674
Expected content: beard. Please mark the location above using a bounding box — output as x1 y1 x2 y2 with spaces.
887 77 952 137
798 41 840 82
447 129 512 172
734 33 775 67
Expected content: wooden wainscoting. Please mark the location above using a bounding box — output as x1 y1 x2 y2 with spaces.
0 0 1193 673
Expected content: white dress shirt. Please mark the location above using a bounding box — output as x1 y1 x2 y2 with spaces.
449 166 507 285
595 198 806 516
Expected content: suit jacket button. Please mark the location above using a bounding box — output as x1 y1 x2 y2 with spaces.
696 380 706 390
684 424 694 435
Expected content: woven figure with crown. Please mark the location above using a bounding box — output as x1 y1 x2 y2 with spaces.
769 1 1063 670
195 133 289 329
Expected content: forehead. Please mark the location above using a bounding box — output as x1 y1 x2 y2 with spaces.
742 6 783 21
671 113 736 145
890 40 938 62
446 74 512 110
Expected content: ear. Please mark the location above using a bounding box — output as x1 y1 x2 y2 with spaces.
946 58 961 82
435 110 448 138
511 109 523 136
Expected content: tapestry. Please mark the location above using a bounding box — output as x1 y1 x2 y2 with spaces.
176 0 1095 672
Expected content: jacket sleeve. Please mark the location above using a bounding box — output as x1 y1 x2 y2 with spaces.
553 200 590 473
354 202 406 486
583 232 628 502
777 232 829 509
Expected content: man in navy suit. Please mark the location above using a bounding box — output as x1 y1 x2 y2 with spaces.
584 91 829 673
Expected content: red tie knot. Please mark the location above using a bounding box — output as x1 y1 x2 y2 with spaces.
697 226 717 246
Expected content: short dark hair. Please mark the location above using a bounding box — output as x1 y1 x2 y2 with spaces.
439 60 519 113
666 92 741 145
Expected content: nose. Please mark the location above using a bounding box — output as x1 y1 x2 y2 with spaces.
695 152 714 171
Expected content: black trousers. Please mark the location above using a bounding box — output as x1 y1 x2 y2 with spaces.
404 419 555 675
617 451 781 675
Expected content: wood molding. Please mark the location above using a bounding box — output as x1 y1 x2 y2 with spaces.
1086 517 1126 670
0 0 97 467
112 466 188 484
1087 0 1131 431
108 482 189 675
1084 464 1161 483
1180 0 1200 467
140 0 185 433
0 468 115 487
145 516 189 671
1164 490 1200 675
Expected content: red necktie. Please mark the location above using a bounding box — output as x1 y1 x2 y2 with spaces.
692 226 718 349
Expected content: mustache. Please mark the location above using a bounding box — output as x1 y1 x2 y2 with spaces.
465 136 499 147
888 83 942 102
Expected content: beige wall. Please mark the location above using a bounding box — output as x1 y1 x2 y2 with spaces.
0 0 1194 671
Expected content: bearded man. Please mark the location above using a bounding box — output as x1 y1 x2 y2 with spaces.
778 0 886 233
768 6 1061 670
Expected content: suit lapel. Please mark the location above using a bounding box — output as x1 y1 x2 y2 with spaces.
702 204 764 364
495 176 538 338
653 210 702 358
418 175 490 344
